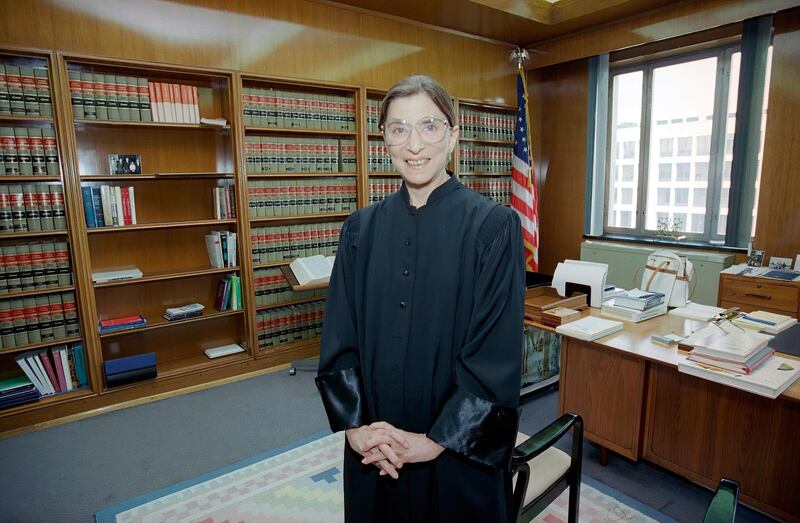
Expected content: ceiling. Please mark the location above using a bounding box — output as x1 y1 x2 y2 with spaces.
321 0 680 46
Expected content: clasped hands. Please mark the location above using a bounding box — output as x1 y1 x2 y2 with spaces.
345 421 444 479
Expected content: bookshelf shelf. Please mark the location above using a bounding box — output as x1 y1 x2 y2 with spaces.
257 336 320 357
0 114 54 124
458 137 514 145
0 176 62 182
249 213 349 224
368 172 399 177
157 350 251 380
0 230 68 240
86 219 236 234
98 309 244 339
73 119 230 130
0 285 75 301
256 295 326 311
81 173 234 180
94 266 240 288
0 387 93 418
253 260 291 269
459 172 513 177
247 172 358 178
368 132 383 138
0 336 84 357
244 126 356 136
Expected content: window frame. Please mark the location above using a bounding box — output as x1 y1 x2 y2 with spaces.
603 45 741 243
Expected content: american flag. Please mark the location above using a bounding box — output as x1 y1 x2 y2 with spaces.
511 69 539 271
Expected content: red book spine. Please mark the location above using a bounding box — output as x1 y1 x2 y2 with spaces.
38 351 62 392
99 314 143 327
50 348 67 392
120 187 132 225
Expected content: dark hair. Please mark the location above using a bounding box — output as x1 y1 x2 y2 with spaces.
379 75 455 129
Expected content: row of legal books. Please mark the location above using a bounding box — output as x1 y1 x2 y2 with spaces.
458 143 513 174
251 222 342 264
0 183 67 232
0 63 52 117
601 289 667 323
216 274 243 311
461 176 512 206
0 291 81 349
459 108 515 141
242 88 356 131
247 179 357 217
244 137 357 174
68 72 152 121
205 231 238 268
0 241 73 294
213 186 236 220
11 343 88 401
254 267 327 307
365 98 382 134
367 140 394 173
1 127 61 176
81 185 137 227
256 300 324 351
147 82 200 124
369 178 401 204
678 324 800 399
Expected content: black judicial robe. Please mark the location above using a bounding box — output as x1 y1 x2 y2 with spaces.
316 175 525 523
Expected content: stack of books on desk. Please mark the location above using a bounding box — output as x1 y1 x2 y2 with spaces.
731 310 797 334
555 316 623 341
686 329 774 374
541 307 581 327
601 289 667 322
679 353 800 400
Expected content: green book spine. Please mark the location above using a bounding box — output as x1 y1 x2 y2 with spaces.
127 77 141 121
48 293 66 339
23 184 40 231
23 297 40 343
15 128 33 175
0 300 13 347
20 67 39 116
11 298 28 346
17 244 33 290
56 241 71 286
105 74 119 120
63 291 79 337
42 128 60 175
68 71 84 119
37 183 54 230
274 89 285 128
4 245 20 292
49 184 66 230
34 67 51 117
242 87 252 126
28 128 46 175
0 64 10 114
29 242 46 288
35 295 53 341
41 242 58 287
6 66 25 115
9 184 26 232
266 88 276 127
80 72 96 119
2 127 18 175
138 77 152 121
93 73 107 120
116 75 130 120
0 186 11 231
244 135 255 174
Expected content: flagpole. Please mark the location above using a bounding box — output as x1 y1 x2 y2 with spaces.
511 49 535 191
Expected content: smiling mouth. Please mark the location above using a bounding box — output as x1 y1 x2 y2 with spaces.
405 159 430 168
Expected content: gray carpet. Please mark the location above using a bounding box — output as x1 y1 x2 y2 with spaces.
0 368 777 522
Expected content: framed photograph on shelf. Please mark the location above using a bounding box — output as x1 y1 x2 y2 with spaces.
109 154 142 175
768 256 794 270
746 249 765 267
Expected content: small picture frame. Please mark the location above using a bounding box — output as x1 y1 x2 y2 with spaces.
746 249 765 267
109 154 142 175
768 256 794 270
795 255 800 272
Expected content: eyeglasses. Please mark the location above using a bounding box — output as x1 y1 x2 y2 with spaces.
381 116 451 146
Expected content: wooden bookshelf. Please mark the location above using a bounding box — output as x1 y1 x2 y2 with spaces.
247 172 358 178
99 309 244 339
0 285 75 300
80 173 235 180
250 213 349 224
74 119 230 130
0 230 68 239
244 126 355 136
93 266 239 288
0 114 54 123
86 219 236 233
0 336 83 356
256 295 325 311
0 176 61 181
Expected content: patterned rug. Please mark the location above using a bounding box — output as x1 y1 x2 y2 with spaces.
96 431 675 523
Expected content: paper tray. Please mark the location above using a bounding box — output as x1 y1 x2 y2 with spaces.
524 287 587 321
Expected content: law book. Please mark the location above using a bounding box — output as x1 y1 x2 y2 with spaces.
148 80 160 122
41 128 59 175
15 128 32 175
2 127 19 175
8 184 25 231
81 186 96 227
116 75 130 120
6 66 25 115
0 65 10 115
127 77 141 121
80 72 95 119
49 184 66 229
28 128 46 175
36 183 53 230
679 354 800 399
104 74 119 120
93 73 107 120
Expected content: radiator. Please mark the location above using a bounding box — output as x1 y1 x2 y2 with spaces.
580 240 735 306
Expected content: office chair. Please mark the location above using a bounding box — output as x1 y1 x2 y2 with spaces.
512 413 583 523
704 478 740 523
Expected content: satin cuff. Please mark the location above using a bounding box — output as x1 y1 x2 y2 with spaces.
427 388 519 469
315 367 366 432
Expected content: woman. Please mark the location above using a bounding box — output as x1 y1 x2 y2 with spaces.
316 75 524 522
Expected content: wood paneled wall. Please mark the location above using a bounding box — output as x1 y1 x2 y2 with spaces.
754 7 800 260
0 0 516 102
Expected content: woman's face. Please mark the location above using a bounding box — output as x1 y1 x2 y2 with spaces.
384 92 459 189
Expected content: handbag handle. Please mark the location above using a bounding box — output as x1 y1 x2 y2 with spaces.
643 260 669 292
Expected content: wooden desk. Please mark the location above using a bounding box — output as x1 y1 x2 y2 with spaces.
528 311 800 522
718 272 800 318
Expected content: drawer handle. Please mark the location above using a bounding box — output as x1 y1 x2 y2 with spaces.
744 292 772 300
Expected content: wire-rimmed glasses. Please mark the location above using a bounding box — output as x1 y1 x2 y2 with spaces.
381 116 451 146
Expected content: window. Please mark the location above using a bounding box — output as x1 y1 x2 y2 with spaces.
659 138 673 157
658 163 671 181
676 163 691 181
603 42 770 243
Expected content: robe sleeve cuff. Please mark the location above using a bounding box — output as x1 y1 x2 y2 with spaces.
427 388 519 469
315 367 366 432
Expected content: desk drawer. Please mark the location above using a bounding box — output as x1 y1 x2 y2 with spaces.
720 279 798 313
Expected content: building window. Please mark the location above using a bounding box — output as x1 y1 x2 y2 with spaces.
604 43 769 242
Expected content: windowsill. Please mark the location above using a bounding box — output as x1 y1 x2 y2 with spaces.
584 233 748 254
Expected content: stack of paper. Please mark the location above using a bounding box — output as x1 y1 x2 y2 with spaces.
732 311 797 334
602 300 667 323
669 303 726 321
688 329 774 374
556 316 623 341
679 355 800 399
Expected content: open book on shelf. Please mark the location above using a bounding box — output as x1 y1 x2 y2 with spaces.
288 255 335 287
